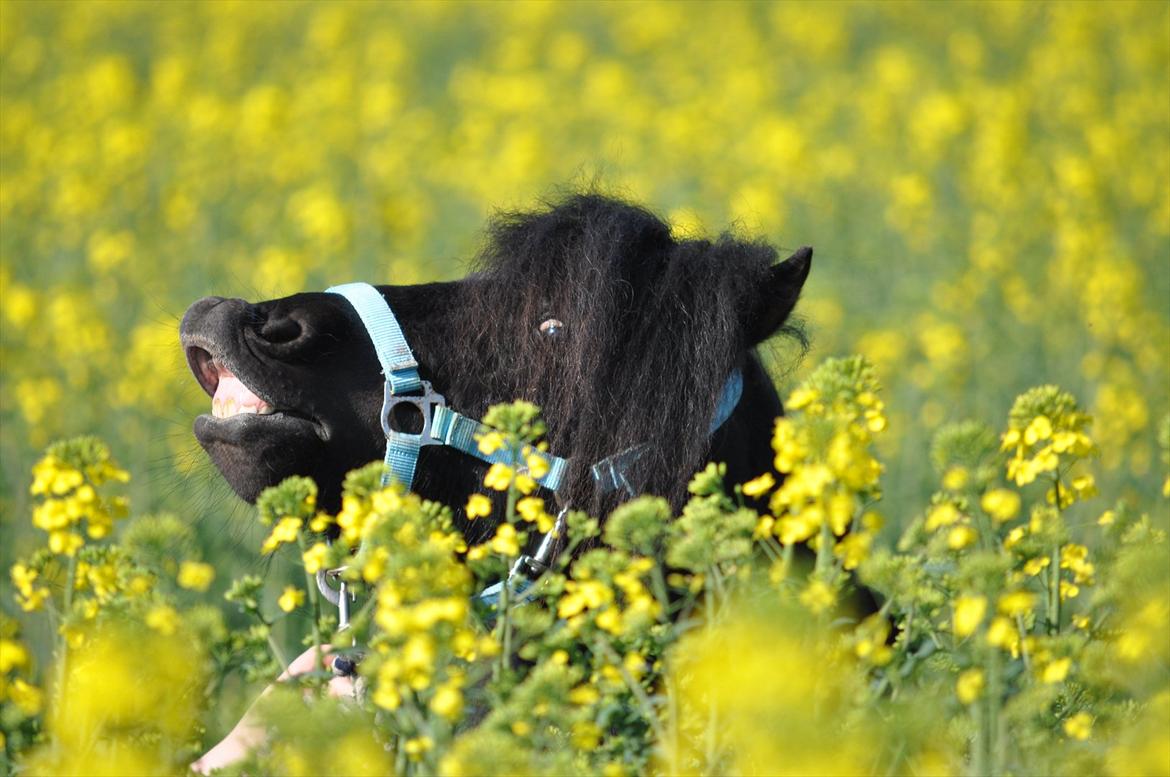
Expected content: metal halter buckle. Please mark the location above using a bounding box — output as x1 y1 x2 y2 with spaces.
315 566 355 630
381 379 446 444
509 507 570 580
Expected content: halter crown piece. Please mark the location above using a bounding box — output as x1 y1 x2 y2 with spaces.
321 281 743 620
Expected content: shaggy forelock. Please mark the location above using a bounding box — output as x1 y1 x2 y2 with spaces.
446 193 788 516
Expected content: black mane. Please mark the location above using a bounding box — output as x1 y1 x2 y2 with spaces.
440 193 802 516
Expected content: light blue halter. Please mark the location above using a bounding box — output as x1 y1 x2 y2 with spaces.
326 281 742 500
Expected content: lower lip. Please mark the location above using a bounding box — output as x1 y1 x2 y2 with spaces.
195 410 322 440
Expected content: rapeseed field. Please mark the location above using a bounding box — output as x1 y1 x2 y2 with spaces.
2 2 1167 775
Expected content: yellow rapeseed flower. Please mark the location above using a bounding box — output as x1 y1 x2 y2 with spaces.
786 387 818 410
1063 712 1093 740
429 683 464 721
514 473 537 495
490 524 520 556
177 560 215 592
956 668 984 704
484 463 513 491
0 640 29 672
987 616 1020 656
569 684 600 705
309 512 334 533
302 542 330 574
799 579 836 614
403 736 433 761
525 453 550 480
49 530 84 556
998 590 1036 617
942 466 969 491
261 516 302 554
278 586 305 613
477 431 505 456
947 524 977 550
741 472 776 498
925 503 961 531
8 678 43 717
1041 657 1071 684
466 493 492 519
146 605 180 636
515 496 545 524
981 488 1021 522
953 595 987 637
1023 556 1050 576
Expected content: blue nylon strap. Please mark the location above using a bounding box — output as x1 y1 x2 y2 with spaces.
430 405 568 492
383 431 421 490
711 368 743 433
326 283 422 396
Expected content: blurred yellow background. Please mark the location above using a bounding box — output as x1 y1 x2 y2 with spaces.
2 1 1167 597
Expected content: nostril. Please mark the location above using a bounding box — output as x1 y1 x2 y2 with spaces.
259 315 302 344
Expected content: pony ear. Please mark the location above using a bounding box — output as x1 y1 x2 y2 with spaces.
746 246 812 345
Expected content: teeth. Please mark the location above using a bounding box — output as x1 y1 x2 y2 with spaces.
211 398 275 419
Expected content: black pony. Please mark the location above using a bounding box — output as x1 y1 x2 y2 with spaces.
180 194 811 544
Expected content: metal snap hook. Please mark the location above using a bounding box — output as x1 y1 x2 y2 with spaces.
315 566 355 629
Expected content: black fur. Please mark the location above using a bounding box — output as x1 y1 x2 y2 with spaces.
180 194 811 544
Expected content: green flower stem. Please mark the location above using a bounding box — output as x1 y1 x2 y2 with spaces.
649 564 672 620
781 540 795 579
1047 546 1061 636
757 534 782 565
400 698 437 775
989 645 1006 775
972 691 987 777
266 627 291 674
1015 614 1032 671
703 585 718 775
297 533 324 682
52 550 79 757
593 638 666 745
1048 475 1064 635
58 555 78 678
708 564 728 613
665 666 681 776
495 445 520 683
394 737 408 775
815 516 833 576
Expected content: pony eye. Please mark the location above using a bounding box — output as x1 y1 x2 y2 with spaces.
539 318 564 338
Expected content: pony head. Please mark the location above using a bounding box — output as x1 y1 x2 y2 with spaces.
180 194 811 535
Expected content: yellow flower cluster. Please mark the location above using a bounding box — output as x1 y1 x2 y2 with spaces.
329 486 482 722
558 558 660 637
761 358 887 590
29 446 129 556
1003 386 1095 488
22 626 205 775
0 624 43 726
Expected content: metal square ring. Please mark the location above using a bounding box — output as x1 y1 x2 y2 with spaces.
380 380 446 445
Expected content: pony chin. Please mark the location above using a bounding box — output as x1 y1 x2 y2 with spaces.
194 413 327 503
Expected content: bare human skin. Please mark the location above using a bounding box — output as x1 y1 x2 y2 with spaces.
190 646 358 774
